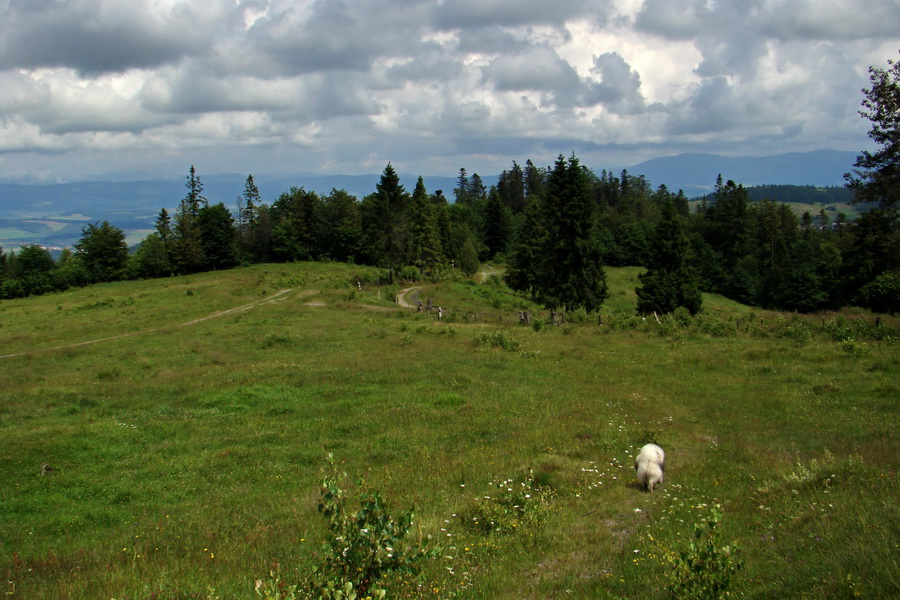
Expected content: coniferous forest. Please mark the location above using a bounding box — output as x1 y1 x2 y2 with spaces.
1 57 899 315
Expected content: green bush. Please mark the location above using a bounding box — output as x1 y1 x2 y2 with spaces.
774 317 812 346
398 265 421 282
460 472 554 536
472 331 520 352
695 313 737 337
666 507 743 600
310 456 423 598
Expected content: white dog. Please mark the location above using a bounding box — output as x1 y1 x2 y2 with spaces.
635 443 665 492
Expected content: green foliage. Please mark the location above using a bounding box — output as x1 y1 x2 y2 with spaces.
845 51 900 209
774 316 813 345
472 331 520 352
460 472 554 536
666 507 743 600
74 220 129 283
637 199 702 315
855 269 900 314
398 265 421 282
310 456 421 598
695 313 738 337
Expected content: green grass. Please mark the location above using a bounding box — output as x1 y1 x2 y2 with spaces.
1 263 898 599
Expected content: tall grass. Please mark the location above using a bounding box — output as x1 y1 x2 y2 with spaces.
1 263 897 598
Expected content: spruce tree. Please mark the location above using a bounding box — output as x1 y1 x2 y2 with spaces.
408 177 443 275
171 165 207 273
365 163 408 281
483 186 512 259
539 154 608 312
636 199 702 315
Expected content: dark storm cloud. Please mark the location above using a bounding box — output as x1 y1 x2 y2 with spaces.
0 0 219 76
432 0 593 29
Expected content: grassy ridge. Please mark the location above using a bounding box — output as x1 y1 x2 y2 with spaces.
1 263 898 598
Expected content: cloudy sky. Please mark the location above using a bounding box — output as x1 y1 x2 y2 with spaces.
0 0 897 182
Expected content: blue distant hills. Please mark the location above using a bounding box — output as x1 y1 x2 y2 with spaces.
628 149 858 196
0 149 859 250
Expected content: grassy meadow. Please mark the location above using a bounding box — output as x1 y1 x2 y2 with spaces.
1 263 898 599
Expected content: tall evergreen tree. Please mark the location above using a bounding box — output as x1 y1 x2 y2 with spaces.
505 195 546 298
155 208 172 244
239 174 261 262
270 187 323 261
364 163 409 280
636 199 702 315
483 186 512 259
454 168 471 204
539 154 608 312
171 165 208 273
523 159 545 200
198 203 238 270
407 177 443 275
497 161 525 214
321 189 362 263
431 190 454 261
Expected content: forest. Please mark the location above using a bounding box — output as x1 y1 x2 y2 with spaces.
0 155 898 315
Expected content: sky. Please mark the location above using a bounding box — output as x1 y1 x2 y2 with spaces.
0 0 897 182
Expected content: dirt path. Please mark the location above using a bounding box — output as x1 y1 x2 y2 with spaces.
477 264 502 283
0 289 293 360
396 286 421 308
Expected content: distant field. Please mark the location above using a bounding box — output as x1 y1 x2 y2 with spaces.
1 264 897 599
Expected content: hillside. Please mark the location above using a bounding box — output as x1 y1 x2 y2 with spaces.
1 263 897 599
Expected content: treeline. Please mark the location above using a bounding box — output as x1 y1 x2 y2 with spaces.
1 158 897 314
694 184 856 208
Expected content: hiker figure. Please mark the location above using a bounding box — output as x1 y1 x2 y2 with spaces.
417 300 424 313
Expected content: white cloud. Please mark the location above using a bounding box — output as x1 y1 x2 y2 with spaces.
0 0 891 180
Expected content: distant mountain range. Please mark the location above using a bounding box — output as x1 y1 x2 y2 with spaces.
628 149 858 197
0 149 860 250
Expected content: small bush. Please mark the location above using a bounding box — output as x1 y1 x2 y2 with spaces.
666 506 743 600
399 265 421 282
472 331 520 352
695 313 737 337
460 472 554 536
839 337 869 357
774 317 812 346
605 311 650 332
673 306 693 328
311 456 423 598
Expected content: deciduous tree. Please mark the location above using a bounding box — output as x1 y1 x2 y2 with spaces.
74 220 129 283
846 51 900 208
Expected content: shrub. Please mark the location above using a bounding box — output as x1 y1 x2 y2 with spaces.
673 306 693 328
604 311 650 332
839 337 869 357
472 331 520 352
460 472 554 536
695 313 737 337
399 265 421 282
774 317 812 346
666 507 743 600
309 456 423 598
